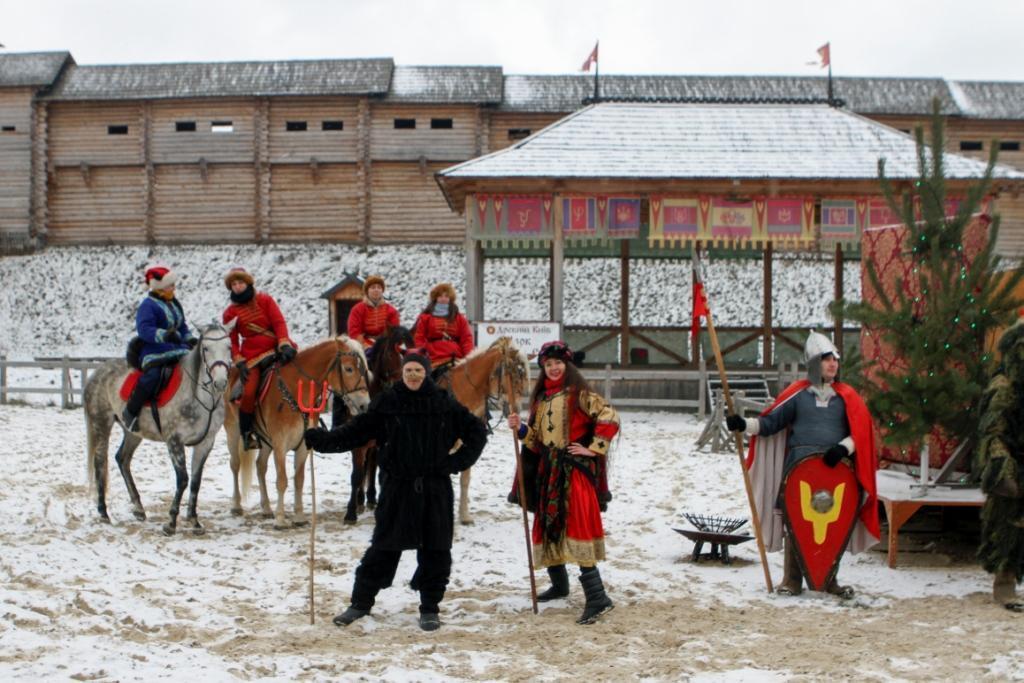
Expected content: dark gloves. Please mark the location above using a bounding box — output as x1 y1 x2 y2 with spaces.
164 329 181 344
235 360 250 383
278 344 297 363
186 337 199 349
823 443 849 467
725 413 747 432
304 427 331 452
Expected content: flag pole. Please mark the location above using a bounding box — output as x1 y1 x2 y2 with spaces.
827 62 833 105
694 246 774 593
593 40 600 101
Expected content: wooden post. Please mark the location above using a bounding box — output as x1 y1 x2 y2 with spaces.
550 220 564 322
60 354 70 409
834 243 845 358
0 355 7 404
506 374 538 614
620 239 630 366
603 363 612 401
697 355 707 420
464 229 484 322
763 243 773 369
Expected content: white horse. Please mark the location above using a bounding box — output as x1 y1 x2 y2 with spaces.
84 321 234 535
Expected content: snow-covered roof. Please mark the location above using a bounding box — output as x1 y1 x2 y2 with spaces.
386 65 503 103
44 58 394 100
949 80 1024 120
440 102 1024 185
0 51 73 88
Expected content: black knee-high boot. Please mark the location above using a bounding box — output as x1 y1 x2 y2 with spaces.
538 564 569 602
239 411 258 449
577 566 613 625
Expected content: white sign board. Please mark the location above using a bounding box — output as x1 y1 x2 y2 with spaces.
476 321 562 359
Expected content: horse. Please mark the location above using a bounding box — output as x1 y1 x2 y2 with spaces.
436 336 530 524
225 335 371 529
338 325 414 524
84 320 234 535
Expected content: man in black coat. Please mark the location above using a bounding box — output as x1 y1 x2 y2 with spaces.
304 352 487 631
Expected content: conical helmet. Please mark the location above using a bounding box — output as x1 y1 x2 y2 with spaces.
804 330 840 362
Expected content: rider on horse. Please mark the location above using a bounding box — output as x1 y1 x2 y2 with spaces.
122 265 197 432
221 266 297 449
413 282 474 375
347 275 400 355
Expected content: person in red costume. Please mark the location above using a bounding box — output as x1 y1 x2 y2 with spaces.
222 266 297 449
347 275 400 351
413 282 474 369
726 330 879 599
507 340 620 625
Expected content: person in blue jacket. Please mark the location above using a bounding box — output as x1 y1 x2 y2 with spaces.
121 265 197 432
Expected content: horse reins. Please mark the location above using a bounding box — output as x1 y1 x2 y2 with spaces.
182 328 232 447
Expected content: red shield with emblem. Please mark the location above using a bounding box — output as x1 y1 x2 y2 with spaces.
782 455 860 591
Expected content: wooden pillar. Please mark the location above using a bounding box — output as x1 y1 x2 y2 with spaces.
834 243 845 357
551 221 564 323
763 243 773 369
357 97 372 244
464 198 484 322
620 239 630 366
142 101 155 243
254 98 271 243
29 100 49 245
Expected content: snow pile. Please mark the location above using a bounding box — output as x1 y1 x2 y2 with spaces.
0 245 858 357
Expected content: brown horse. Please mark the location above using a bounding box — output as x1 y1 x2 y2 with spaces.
225 335 371 529
436 336 529 524
336 325 413 523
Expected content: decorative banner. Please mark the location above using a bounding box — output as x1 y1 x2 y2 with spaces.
710 198 754 241
607 197 641 239
468 194 554 242
507 196 543 234
867 198 900 229
820 199 859 241
649 196 700 243
561 196 599 237
763 198 807 239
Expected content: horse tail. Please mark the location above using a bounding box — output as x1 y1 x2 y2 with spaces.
240 447 255 501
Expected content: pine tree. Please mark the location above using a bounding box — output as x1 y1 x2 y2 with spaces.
833 99 1023 448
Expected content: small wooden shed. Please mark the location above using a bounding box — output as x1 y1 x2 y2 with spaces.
320 273 365 336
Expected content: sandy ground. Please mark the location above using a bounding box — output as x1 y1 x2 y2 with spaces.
1 404 1021 681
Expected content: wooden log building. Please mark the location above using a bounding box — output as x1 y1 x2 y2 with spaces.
0 51 1022 256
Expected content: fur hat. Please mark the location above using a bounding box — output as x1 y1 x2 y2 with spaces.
537 340 585 367
429 282 457 304
223 266 254 290
145 265 178 291
402 351 432 373
363 275 386 294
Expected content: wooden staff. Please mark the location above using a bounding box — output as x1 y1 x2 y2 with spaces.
507 373 539 614
297 379 329 625
695 249 775 593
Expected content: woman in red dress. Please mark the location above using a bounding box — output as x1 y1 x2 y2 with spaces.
507 340 620 625
413 282 474 368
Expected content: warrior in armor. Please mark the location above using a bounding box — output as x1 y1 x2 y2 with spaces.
975 318 1024 611
726 331 880 598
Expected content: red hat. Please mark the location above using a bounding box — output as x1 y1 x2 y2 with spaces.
145 264 178 291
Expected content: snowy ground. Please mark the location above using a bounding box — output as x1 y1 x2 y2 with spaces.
1 405 1020 681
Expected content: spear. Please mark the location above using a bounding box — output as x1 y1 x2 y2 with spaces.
506 373 539 614
693 246 774 593
297 379 329 624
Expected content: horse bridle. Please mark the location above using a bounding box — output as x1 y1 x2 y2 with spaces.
182 327 232 446
288 341 371 411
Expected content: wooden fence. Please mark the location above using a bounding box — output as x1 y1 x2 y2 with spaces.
0 356 113 408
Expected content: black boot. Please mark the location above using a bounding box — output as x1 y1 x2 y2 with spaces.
538 564 569 602
239 411 258 450
121 387 147 432
419 613 441 631
576 566 613 625
333 606 370 626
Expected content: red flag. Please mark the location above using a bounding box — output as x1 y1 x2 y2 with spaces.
691 281 709 339
581 41 599 72
817 42 830 69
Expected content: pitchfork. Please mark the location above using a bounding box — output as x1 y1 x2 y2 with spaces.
297 379 329 625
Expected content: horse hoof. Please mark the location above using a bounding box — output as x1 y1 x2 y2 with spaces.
293 518 309 527
98 515 111 524
261 511 275 520
459 518 475 526
343 517 357 526
230 507 243 517
161 524 176 536
133 510 147 521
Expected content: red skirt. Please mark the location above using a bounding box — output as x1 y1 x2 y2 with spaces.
532 468 605 567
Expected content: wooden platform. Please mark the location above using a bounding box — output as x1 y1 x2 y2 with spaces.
876 469 985 568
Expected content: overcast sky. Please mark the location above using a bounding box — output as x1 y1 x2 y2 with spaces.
4 0 1022 81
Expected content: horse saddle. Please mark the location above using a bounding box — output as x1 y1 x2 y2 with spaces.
230 357 278 405
119 366 182 408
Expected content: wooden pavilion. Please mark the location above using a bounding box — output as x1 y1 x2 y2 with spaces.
436 101 1024 367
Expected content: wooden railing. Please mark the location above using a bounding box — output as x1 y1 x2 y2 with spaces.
0 356 114 408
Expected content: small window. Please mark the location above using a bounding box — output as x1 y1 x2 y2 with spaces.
211 121 234 133
394 118 416 129
107 125 128 135
322 120 344 131
430 118 453 130
1000 141 1021 152
508 128 532 141
286 121 308 132
1 125 15 133
175 121 197 132
959 141 983 151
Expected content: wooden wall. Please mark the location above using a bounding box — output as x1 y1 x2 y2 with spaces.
48 166 145 244
149 99 255 164
268 98 360 163
369 161 464 242
369 104 479 161
0 89 34 241
487 112 564 152
269 163 361 241
152 164 256 242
